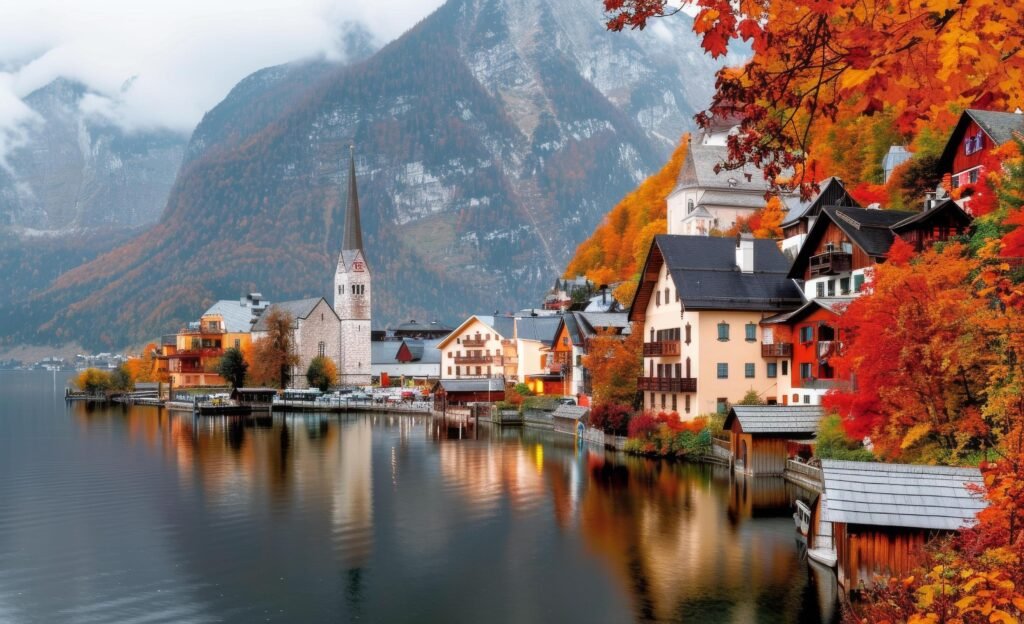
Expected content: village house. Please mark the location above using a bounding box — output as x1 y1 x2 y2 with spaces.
937 108 1024 194
723 405 822 476
551 311 631 405
370 337 442 383
437 315 515 381
515 315 563 395
629 235 804 417
808 461 986 590
163 293 269 388
780 177 860 259
250 297 341 389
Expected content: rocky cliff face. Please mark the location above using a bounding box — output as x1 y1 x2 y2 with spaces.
0 79 187 232
8 0 736 349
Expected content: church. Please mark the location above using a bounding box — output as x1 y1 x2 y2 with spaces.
250 147 372 387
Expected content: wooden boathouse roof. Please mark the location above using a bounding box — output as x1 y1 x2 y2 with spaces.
820 460 986 531
724 405 823 436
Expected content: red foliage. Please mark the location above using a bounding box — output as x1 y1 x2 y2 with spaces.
848 182 888 206
590 403 632 436
628 412 659 438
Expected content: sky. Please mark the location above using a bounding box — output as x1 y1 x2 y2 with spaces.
0 0 445 157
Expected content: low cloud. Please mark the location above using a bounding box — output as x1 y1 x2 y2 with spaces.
0 0 445 150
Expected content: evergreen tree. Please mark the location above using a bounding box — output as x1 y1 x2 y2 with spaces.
217 347 248 390
306 356 338 392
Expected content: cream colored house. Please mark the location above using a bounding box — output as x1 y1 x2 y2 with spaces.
436 315 515 380
629 235 804 418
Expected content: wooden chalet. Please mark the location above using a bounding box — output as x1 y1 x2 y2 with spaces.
937 109 1024 190
780 177 860 256
810 461 986 590
723 405 823 476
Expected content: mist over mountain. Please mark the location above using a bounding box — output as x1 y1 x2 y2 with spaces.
2 0 735 350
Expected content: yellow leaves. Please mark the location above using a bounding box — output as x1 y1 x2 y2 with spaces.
841 67 879 91
901 422 933 450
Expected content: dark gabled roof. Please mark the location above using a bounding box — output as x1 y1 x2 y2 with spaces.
820 460 986 531
938 109 1024 174
787 206 916 279
781 177 860 227
632 235 804 317
760 297 854 325
558 313 584 347
251 298 334 331
515 315 561 345
724 405 823 436
891 199 972 231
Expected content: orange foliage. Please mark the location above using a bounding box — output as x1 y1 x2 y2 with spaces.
581 328 642 406
565 137 688 289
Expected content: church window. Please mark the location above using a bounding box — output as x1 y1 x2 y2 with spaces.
338 285 343 294
318 342 325 357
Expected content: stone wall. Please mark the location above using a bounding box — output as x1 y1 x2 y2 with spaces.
292 299 342 389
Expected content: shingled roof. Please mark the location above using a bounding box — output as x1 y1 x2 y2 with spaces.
937 109 1024 176
630 235 804 320
671 142 770 195
820 460 986 531
724 405 823 436
781 177 860 228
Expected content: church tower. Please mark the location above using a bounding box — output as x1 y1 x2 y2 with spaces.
334 145 372 386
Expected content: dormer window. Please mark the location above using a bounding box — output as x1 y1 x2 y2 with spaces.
964 132 984 155
687 199 694 213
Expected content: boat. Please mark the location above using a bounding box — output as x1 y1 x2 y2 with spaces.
794 499 811 536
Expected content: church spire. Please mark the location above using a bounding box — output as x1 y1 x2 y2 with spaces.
343 144 363 252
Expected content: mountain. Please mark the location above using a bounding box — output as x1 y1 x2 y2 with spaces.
5 0 736 350
0 79 187 232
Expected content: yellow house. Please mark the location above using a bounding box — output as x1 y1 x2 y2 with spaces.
629 235 803 418
166 294 268 388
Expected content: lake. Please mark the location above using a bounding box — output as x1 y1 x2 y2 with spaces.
0 371 838 623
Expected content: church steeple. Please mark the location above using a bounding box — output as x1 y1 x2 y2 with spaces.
343 145 363 253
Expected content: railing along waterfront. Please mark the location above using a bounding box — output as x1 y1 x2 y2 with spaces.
637 376 697 392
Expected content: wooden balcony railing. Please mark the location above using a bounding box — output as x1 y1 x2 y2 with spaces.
454 355 503 365
809 251 852 277
637 377 697 393
761 342 793 358
462 338 487 347
643 340 681 357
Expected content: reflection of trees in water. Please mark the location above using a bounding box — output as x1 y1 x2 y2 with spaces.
578 454 812 623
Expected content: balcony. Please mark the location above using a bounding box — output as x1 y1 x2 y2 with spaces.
643 340 681 357
462 338 487 347
809 250 852 277
797 377 851 390
637 377 697 393
454 355 503 365
761 342 793 358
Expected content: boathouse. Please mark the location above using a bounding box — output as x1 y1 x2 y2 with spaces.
552 404 589 436
431 378 505 406
723 405 822 476
812 460 986 590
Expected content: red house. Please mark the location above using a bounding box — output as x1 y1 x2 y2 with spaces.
937 109 1024 191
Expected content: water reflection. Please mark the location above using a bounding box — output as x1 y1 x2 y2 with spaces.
2 387 841 623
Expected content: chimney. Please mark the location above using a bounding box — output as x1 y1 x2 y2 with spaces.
923 191 938 211
736 234 754 274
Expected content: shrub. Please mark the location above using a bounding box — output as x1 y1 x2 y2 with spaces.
737 389 765 405
628 412 659 438
590 403 631 436
815 414 876 461
513 382 534 396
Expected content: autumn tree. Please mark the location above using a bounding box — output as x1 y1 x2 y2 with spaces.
823 239 991 461
123 343 159 383
603 0 1024 197
247 308 298 389
582 327 642 406
74 368 112 394
306 356 338 392
217 347 248 390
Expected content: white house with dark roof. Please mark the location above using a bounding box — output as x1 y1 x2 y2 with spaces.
629 234 804 417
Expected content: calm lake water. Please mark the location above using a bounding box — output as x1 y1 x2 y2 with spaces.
0 371 838 623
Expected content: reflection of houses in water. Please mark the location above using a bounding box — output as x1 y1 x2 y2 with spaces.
580 459 813 623
725 471 814 522
437 437 546 520
330 417 374 569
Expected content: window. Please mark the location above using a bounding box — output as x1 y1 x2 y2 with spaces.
745 323 757 342
656 291 661 306
717 322 730 341
767 362 777 378
799 326 814 343
650 393 655 408
716 398 728 414
685 324 692 345
816 282 825 298
827 280 836 296
717 363 728 378
687 198 694 213
456 366 461 376
318 341 326 357
965 133 983 155
448 366 452 375
234 339 240 349
804 395 811 404
475 366 482 375
685 395 691 413
781 360 789 375
800 362 812 379
969 168 979 184
674 363 682 378
854 273 865 292
661 394 666 409
744 363 755 378
840 276 850 294
793 393 799 403
671 394 677 412
575 355 582 366
338 285 343 294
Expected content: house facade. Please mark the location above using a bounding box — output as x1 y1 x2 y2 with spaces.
629 235 804 418
937 109 1024 192
437 315 514 380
